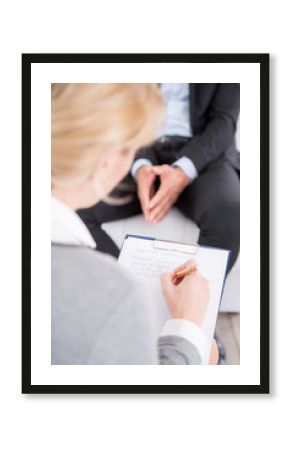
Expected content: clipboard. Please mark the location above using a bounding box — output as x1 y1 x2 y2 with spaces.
123 233 199 255
118 233 230 364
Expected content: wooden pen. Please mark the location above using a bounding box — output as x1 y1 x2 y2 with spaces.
172 264 197 280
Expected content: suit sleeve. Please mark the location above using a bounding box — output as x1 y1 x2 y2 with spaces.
158 335 202 364
181 83 240 173
158 319 207 365
133 144 159 165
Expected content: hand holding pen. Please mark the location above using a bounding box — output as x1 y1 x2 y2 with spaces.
160 259 209 326
171 261 197 286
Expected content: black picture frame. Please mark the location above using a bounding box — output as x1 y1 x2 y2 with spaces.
22 53 269 394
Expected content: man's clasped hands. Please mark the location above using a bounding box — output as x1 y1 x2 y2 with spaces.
135 164 191 224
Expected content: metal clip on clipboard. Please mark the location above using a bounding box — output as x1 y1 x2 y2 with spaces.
153 238 199 255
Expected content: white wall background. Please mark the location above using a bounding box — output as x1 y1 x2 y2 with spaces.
0 1 286 449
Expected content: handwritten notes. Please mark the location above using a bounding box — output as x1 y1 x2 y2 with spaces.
125 247 191 278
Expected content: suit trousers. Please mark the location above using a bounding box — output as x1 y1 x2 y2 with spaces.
78 138 240 271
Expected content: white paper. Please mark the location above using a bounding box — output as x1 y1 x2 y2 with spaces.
118 235 229 363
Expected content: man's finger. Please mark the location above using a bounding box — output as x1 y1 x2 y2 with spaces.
149 190 178 222
154 204 171 223
150 200 172 224
148 190 173 219
138 176 155 216
151 165 167 176
138 190 150 219
140 194 151 218
148 183 169 210
148 191 170 217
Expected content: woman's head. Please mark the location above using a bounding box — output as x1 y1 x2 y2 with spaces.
51 83 164 209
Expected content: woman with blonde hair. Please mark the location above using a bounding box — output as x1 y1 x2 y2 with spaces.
51 83 215 364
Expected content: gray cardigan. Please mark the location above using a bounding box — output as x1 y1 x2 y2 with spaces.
52 244 201 365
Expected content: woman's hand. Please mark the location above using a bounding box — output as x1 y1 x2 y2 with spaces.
160 259 209 326
209 339 219 365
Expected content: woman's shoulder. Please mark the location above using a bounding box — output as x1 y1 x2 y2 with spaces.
52 243 137 290
51 244 151 331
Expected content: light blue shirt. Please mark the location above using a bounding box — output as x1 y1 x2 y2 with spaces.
157 83 192 138
131 83 198 181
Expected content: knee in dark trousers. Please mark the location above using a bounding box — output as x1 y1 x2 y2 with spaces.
199 195 240 271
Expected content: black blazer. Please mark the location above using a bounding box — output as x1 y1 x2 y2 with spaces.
136 83 240 173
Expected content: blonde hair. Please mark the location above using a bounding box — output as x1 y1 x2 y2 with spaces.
51 83 164 187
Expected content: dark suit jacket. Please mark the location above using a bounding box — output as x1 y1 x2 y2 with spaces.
135 83 240 174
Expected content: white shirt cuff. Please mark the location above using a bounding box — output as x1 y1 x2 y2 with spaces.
172 156 198 181
160 319 208 362
131 159 153 179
